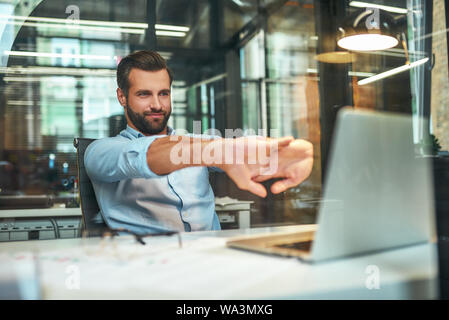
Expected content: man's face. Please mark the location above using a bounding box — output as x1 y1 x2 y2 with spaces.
117 68 171 136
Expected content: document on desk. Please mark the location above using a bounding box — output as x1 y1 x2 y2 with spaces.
4 237 301 299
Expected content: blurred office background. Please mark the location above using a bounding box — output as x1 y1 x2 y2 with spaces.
0 0 448 230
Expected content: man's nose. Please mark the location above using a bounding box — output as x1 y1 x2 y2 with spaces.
149 96 162 111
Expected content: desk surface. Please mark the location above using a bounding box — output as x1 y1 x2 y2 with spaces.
0 225 438 300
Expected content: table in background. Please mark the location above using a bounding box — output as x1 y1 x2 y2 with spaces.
0 197 255 242
0 207 82 241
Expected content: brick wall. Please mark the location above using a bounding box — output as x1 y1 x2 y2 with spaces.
431 0 449 151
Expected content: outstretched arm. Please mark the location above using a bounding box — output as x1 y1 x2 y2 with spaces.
147 135 314 198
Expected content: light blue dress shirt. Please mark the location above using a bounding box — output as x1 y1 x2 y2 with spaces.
84 125 221 235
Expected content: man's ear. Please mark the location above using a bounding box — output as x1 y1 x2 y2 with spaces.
117 88 127 107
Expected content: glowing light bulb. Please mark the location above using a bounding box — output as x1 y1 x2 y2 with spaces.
337 34 398 51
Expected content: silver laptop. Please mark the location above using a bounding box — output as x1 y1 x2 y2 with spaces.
227 108 436 262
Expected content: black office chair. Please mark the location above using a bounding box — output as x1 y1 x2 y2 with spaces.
74 138 110 237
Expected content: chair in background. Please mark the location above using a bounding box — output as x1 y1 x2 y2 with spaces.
74 138 110 236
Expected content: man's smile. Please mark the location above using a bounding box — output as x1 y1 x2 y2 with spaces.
145 113 164 119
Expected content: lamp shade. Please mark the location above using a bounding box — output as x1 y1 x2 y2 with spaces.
337 8 399 51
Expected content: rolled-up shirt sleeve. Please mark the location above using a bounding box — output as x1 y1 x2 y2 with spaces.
85 135 165 182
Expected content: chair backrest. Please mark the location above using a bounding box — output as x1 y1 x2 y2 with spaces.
74 138 109 236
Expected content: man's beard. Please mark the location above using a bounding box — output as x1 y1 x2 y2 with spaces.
125 104 171 135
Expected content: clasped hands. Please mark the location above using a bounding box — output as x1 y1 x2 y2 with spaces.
151 134 314 198
210 136 314 198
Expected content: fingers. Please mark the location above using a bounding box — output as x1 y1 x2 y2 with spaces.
266 137 293 151
227 167 268 198
257 136 293 148
270 178 297 194
239 180 267 198
252 175 273 183
247 180 267 198
253 177 298 195
252 177 297 195
276 136 294 147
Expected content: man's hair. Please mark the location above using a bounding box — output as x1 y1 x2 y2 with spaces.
116 50 174 97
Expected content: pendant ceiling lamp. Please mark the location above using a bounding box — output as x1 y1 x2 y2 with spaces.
337 8 399 52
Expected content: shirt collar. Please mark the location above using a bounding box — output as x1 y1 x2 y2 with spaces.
122 125 175 138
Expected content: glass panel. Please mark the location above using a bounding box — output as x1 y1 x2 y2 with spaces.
1 0 446 236
0 0 142 204
0 0 222 208
156 0 210 49
222 0 259 43
240 29 265 132
241 81 260 131
345 0 448 155
238 1 321 227
240 29 265 79
266 2 321 226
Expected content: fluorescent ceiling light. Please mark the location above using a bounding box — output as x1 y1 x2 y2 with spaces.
232 0 252 7
337 34 399 51
1 20 144 34
4 76 42 82
0 66 116 76
307 68 375 77
5 50 115 61
7 100 35 106
349 71 375 77
155 30 186 37
0 14 147 28
358 57 429 85
363 49 421 59
155 24 189 32
349 1 408 14
173 81 187 86
0 14 190 36
4 76 84 82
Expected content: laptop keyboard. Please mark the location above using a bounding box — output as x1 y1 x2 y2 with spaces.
274 240 313 251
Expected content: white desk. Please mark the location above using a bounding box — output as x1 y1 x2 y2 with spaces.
215 200 253 229
0 207 82 219
0 225 438 300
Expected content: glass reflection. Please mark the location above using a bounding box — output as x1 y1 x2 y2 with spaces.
0 0 447 234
